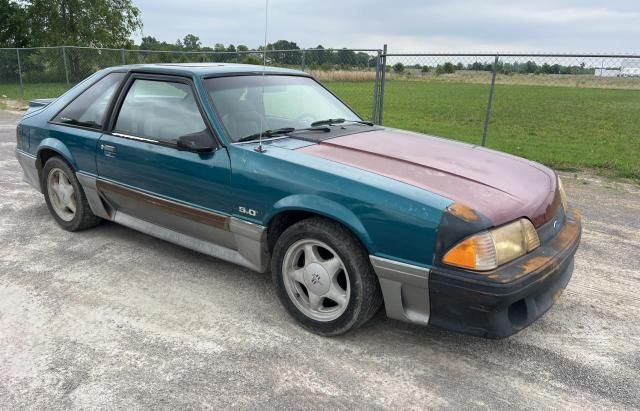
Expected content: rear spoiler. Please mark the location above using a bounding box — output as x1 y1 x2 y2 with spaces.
25 98 56 116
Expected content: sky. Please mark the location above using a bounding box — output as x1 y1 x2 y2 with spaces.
132 0 640 53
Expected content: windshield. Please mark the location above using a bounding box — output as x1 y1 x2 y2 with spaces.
204 75 360 142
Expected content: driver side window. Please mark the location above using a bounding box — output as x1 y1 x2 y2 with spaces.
114 79 208 143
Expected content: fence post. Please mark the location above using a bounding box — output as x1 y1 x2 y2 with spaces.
378 44 388 125
481 54 499 146
62 46 70 86
301 49 306 71
371 49 381 123
121 48 126 65
16 49 24 97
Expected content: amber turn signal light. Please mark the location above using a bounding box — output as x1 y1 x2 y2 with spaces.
443 219 540 271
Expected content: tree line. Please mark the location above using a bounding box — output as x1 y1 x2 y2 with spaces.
392 61 595 76
1 1 374 69
135 36 374 69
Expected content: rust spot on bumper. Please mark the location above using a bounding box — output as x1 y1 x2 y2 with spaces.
517 256 555 278
481 207 581 284
447 202 481 222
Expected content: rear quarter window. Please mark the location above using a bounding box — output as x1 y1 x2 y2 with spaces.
52 72 125 129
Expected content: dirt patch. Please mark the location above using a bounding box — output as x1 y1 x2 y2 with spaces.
0 97 27 114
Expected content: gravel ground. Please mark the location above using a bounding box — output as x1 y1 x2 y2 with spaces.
1 110 639 410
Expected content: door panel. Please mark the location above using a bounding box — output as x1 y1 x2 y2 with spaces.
95 76 232 242
96 134 232 226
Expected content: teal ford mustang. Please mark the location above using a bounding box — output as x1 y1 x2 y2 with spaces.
15 64 581 338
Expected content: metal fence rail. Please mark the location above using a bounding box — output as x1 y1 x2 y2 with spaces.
0 46 381 121
1 46 639 163
376 52 640 145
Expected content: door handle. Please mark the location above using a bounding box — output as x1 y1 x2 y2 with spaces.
100 144 117 157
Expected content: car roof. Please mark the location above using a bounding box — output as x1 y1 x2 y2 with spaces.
106 63 309 78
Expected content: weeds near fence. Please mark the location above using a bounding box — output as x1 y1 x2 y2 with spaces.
311 70 378 82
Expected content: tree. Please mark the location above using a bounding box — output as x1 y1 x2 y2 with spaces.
436 62 455 75
524 60 538 74
27 0 143 48
443 62 455 73
306 45 326 66
24 0 142 81
270 39 299 51
140 36 159 50
393 62 405 73
182 34 201 51
267 39 300 65
242 55 261 65
0 0 29 47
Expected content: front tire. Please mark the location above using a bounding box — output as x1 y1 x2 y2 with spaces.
272 217 383 336
42 156 101 232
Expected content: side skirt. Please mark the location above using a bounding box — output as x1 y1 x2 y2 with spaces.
76 172 268 273
115 212 265 272
76 172 111 219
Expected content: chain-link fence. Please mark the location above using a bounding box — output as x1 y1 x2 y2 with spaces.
0 46 380 120
378 52 640 178
1 47 639 176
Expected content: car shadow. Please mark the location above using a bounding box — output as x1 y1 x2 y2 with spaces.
62 217 534 350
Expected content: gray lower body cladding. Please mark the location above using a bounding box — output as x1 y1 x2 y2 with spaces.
76 172 268 273
15 149 41 192
369 256 431 325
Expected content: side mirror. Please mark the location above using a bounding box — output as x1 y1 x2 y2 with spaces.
177 130 216 153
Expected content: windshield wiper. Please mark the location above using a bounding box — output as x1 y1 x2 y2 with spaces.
237 126 330 143
310 118 374 127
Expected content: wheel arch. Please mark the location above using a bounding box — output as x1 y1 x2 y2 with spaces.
265 194 374 256
36 139 77 180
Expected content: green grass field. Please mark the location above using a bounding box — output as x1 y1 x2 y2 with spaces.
2 80 639 179
328 81 640 179
1 83 69 103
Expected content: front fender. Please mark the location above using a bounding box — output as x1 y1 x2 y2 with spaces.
37 138 78 170
266 194 373 251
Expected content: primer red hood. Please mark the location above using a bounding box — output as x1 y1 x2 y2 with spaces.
300 129 559 227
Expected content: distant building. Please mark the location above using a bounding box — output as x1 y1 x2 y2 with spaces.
594 68 621 77
594 67 640 77
620 67 640 77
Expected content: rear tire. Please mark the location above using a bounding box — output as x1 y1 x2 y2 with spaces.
42 156 101 232
272 217 383 336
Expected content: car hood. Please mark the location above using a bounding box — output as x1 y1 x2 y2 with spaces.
299 128 559 227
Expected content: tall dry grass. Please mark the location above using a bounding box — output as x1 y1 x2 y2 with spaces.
310 70 377 82
312 68 640 90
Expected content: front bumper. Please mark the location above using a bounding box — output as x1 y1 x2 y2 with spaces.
429 207 582 338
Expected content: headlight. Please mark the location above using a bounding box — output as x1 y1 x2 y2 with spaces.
442 219 540 271
557 176 569 211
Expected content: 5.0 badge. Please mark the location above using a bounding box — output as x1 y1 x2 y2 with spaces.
238 206 258 217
